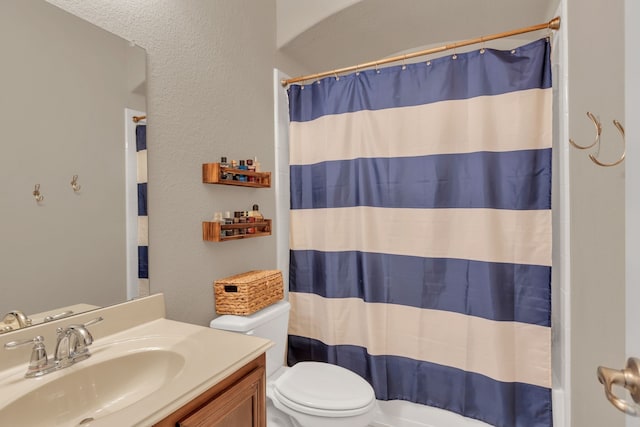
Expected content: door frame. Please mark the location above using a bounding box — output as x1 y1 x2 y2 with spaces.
626 0 640 425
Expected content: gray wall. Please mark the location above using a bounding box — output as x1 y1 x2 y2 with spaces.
0 0 144 315
567 0 626 425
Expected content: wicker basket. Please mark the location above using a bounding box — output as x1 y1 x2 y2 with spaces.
214 270 283 315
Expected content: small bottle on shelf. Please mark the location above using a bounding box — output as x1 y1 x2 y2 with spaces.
238 160 248 182
246 159 255 182
253 157 261 172
238 211 247 234
220 157 230 180
230 160 238 180
223 211 233 237
233 211 241 235
250 204 263 221
247 212 256 234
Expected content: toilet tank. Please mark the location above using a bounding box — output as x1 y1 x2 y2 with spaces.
210 300 290 378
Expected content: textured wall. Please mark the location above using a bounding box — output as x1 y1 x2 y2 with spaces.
47 0 278 326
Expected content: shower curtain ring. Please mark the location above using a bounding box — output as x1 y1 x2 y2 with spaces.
569 111 601 150
589 119 625 167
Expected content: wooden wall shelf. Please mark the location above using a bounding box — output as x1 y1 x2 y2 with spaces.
202 163 271 188
203 219 272 242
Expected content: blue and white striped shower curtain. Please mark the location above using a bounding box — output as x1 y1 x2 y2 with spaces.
287 38 552 427
136 124 149 292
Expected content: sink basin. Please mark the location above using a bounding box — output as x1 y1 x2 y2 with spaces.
0 309 272 427
0 348 185 427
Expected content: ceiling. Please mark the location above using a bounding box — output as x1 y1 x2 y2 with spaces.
278 0 560 75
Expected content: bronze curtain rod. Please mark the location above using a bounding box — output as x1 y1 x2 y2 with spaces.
281 16 561 87
133 115 146 123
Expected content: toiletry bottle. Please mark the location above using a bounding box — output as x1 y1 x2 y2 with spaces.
247 211 256 234
220 156 230 180
238 211 247 234
230 160 238 180
246 159 255 183
238 160 248 182
253 157 261 172
251 204 263 221
223 211 233 237
233 211 241 235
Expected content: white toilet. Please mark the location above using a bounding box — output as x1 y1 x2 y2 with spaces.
210 300 376 427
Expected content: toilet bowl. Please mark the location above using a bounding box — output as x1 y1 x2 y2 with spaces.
270 361 375 427
210 300 376 427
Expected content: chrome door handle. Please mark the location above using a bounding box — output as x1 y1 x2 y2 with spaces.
597 357 640 416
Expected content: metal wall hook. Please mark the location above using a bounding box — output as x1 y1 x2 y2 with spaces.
33 184 44 202
589 120 625 167
70 175 81 192
598 357 640 416
569 111 601 150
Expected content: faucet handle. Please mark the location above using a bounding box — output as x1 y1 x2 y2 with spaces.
4 335 53 377
55 316 104 336
43 310 74 322
82 316 104 328
4 335 45 350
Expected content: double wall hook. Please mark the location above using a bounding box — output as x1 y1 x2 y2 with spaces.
589 120 625 167
33 184 44 203
569 112 625 167
70 175 81 192
569 111 601 150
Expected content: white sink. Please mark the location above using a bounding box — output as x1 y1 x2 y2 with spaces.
0 348 184 426
0 315 272 427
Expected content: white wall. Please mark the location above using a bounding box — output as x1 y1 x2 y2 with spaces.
550 4 571 426
47 0 279 326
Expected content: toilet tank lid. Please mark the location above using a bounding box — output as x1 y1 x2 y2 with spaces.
209 300 290 332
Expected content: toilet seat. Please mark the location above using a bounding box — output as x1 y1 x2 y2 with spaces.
272 362 375 417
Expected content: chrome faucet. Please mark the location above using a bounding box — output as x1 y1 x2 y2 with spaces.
3 316 103 378
54 317 103 368
2 310 33 330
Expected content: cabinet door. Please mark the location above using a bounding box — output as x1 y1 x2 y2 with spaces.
178 365 265 427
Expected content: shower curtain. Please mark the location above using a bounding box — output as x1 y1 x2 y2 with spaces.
136 124 148 291
287 38 552 427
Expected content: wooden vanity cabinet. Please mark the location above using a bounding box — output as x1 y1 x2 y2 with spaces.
154 354 266 427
